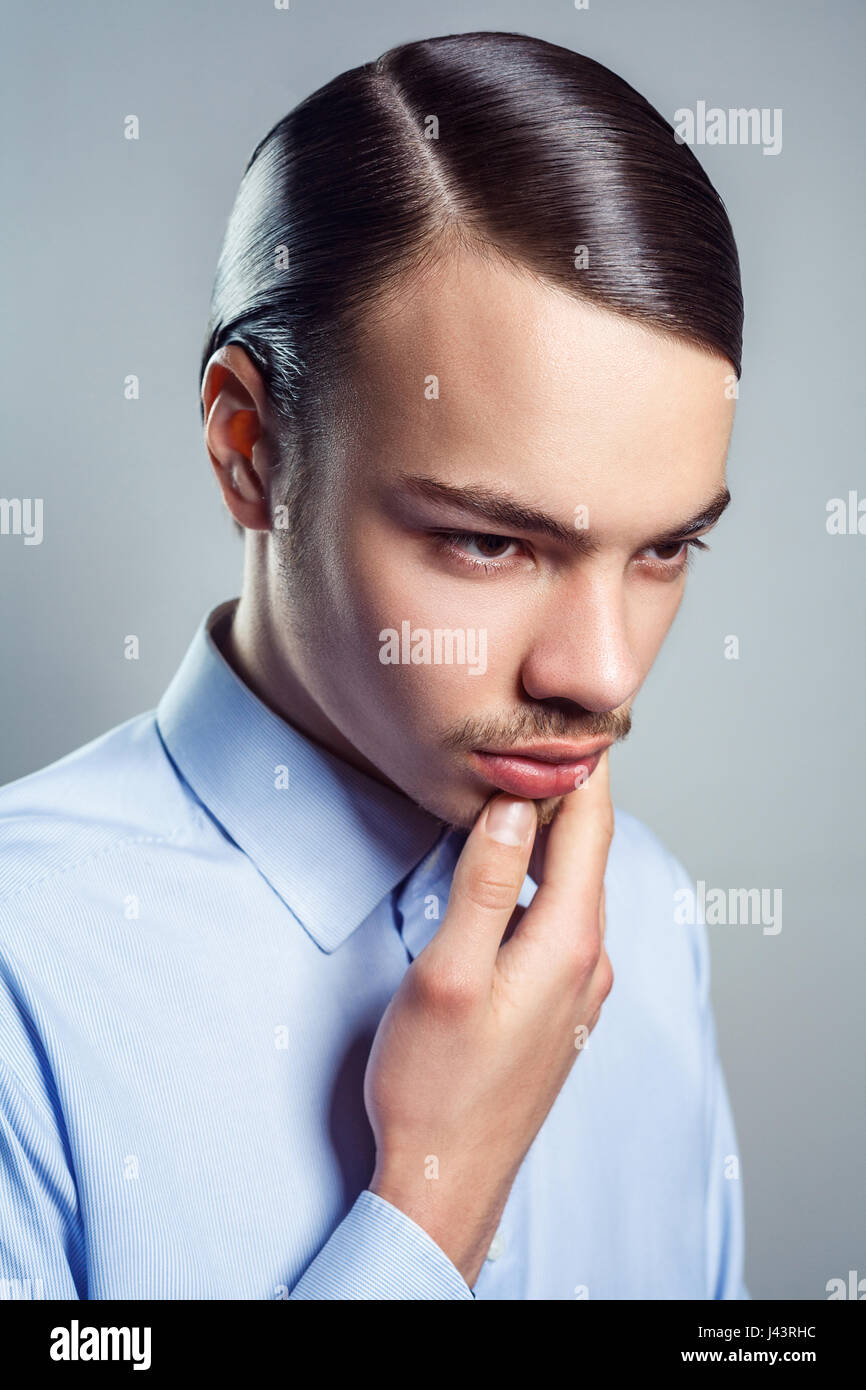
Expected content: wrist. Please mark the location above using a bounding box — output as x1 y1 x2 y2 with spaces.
369 1160 510 1287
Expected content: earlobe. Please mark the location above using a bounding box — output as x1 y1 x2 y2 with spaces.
211 452 270 532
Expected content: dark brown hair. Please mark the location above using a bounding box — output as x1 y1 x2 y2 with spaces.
200 30 743 483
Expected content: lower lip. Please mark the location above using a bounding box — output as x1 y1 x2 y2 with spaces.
468 749 603 798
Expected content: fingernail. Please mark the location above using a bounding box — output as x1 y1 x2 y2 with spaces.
485 797 536 845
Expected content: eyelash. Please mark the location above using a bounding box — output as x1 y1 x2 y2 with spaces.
434 530 710 577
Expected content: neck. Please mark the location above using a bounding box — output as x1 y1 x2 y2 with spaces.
219 589 407 799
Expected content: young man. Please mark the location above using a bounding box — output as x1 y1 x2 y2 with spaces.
0 32 747 1299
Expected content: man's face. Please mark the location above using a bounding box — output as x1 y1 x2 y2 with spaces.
275 249 735 828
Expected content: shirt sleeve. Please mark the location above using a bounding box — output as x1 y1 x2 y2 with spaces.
0 953 86 1301
290 1189 475 1300
0 1061 85 1300
0 957 472 1303
668 850 750 1301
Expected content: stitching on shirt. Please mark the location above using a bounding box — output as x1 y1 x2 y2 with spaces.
0 824 192 905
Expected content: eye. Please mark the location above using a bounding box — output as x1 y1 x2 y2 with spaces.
435 530 526 571
637 536 709 575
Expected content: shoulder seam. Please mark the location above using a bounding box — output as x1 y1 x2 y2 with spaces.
0 823 192 907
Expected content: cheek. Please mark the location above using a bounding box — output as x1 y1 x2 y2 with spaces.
334 534 522 727
339 527 517 656
628 582 686 670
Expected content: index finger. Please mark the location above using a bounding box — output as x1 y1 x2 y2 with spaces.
504 748 613 961
538 747 613 908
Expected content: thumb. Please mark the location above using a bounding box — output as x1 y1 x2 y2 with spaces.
426 795 537 978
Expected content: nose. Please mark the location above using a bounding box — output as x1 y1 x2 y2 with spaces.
519 569 642 714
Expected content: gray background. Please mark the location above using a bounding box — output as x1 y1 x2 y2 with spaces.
2 0 863 1300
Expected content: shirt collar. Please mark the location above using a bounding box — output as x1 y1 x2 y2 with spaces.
156 600 444 954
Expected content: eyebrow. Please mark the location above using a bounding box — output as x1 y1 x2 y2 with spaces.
396 474 732 555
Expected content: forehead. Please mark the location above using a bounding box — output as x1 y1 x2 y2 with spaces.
347 249 735 512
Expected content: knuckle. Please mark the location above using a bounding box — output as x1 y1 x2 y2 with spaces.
462 865 520 914
596 953 615 999
565 933 602 980
412 960 477 1014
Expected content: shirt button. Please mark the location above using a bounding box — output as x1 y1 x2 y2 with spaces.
486 1228 506 1262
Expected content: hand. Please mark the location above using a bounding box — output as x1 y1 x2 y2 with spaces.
364 750 614 1288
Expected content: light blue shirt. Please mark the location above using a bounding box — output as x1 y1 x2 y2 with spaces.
0 600 747 1300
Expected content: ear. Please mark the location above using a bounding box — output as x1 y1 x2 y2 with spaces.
201 344 278 531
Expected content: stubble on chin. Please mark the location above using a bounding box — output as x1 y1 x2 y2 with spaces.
437 791 565 834
532 794 566 829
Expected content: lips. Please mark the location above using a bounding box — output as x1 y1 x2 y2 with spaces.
468 742 610 798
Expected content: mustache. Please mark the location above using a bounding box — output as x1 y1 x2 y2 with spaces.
441 705 632 751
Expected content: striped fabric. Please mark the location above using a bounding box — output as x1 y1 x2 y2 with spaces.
0 600 747 1299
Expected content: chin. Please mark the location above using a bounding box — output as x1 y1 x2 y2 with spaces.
412 779 566 833
533 795 566 828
